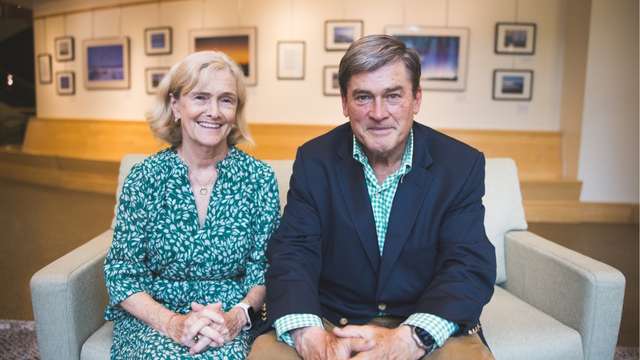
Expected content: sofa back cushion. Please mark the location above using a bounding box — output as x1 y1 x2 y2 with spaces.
483 158 528 284
111 155 527 284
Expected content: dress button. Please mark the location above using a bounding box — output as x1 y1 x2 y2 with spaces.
378 302 386 311
340 318 348 325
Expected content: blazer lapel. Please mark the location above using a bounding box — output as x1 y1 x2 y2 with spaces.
377 125 434 295
335 134 381 273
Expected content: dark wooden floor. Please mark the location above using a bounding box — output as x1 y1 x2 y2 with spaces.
0 178 637 346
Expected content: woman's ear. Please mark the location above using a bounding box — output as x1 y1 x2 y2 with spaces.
169 93 181 120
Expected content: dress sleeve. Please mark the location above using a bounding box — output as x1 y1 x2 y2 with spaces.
244 166 281 291
103 163 153 320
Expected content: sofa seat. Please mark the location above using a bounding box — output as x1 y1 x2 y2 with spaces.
482 286 583 360
81 322 112 360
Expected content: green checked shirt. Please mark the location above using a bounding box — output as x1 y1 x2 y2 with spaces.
274 130 458 351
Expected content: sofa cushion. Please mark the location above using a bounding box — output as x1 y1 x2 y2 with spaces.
81 321 113 360
483 158 528 284
481 286 583 360
264 160 293 213
111 154 151 230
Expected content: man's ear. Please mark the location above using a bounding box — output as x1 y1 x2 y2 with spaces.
413 87 422 115
341 93 349 118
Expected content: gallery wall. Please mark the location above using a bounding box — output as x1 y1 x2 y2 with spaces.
577 0 639 203
32 0 566 131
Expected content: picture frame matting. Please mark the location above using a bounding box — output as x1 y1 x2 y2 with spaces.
83 37 131 90
492 69 534 101
495 22 537 55
325 20 363 51
277 41 305 80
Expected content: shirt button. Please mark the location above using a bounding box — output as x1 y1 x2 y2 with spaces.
340 318 348 325
378 302 387 311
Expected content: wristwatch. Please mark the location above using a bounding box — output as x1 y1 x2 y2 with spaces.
233 303 257 331
410 326 437 355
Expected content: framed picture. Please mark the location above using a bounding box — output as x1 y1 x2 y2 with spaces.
325 20 363 51
189 27 257 86
277 41 305 80
54 36 74 61
323 66 340 96
492 69 533 101
56 71 75 95
495 23 536 55
145 27 172 55
37 54 52 84
145 67 170 94
83 37 130 90
386 26 469 91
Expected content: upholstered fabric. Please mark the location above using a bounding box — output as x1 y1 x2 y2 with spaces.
504 230 625 360
482 286 583 360
80 322 112 360
482 158 528 284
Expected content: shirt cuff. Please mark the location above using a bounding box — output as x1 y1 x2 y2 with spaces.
402 313 459 348
273 314 324 347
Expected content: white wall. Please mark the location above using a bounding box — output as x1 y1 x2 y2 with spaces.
33 0 567 131
577 0 639 203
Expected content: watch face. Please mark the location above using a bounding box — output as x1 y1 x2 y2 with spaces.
414 326 436 348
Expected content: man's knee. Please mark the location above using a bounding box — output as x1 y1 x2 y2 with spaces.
247 331 302 360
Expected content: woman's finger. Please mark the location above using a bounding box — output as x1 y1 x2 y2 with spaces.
198 325 225 345
189 334 214 355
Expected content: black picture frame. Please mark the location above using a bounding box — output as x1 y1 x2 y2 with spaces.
495 23 537 55
56 71 75 95
325 20 363 51
145 27 172 55
492 69 534 101
55 36 75 61
323 66 340 96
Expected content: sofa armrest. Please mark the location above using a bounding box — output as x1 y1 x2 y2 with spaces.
30 230 113 360
503 230 625 360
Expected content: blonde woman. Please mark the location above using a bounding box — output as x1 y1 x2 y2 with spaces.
103 51 280 359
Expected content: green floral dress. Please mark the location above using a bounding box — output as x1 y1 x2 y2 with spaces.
104 147 280 359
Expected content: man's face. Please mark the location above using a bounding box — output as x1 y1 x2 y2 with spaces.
342 60 421 161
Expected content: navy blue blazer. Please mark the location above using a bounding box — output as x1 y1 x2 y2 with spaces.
263 122 496 339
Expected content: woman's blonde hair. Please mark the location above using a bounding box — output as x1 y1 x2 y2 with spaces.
146 51 253 147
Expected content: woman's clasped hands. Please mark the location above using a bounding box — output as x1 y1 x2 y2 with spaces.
166 302 247 355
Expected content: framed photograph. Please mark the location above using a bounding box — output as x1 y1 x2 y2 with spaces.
386 26 469 91
323 66 340 96
145 67 170 94
492 69 533 101
277 41 305 80
189 27 257 86
83 37 130 90
37 54 52 84
54 36 74 61
495 23 536 55
325 20 363 51
145 27 172 55
56 71 75 95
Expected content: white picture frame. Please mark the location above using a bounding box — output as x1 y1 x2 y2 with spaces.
277 41 305 80
83 37 131 90
386 26 469 91
37 54 52 84
189 27 257 86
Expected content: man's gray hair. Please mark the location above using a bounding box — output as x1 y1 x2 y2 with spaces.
338 34 422 97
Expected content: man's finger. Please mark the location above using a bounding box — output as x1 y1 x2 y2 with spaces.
333 325 371 339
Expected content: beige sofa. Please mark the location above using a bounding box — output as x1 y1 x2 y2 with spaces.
31 155 625 360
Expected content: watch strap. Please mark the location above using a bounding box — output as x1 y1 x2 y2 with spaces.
233 303 254 331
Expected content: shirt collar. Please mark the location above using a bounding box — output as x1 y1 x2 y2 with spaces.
352 128 413 178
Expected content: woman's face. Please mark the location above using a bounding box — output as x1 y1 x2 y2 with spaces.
170 68 238 154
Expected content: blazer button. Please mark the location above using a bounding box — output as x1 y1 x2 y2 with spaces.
378 302 387 311
340 318 348 325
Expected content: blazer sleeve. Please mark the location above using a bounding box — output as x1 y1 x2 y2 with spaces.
416 153 496 335
263 147 324 330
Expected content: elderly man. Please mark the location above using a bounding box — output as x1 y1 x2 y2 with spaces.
247 34 496 360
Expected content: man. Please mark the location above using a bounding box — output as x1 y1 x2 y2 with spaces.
247 35 496 360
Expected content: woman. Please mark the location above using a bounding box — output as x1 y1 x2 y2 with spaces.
103 51 280 359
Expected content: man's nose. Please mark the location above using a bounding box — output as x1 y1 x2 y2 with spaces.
370 100 388 120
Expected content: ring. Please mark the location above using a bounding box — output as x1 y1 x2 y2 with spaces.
193 335 199 342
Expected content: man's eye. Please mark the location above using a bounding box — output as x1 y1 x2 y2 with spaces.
389 94 399 99
356 95 369 101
